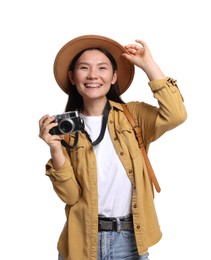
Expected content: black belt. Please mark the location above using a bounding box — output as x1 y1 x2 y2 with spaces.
98 215 133 232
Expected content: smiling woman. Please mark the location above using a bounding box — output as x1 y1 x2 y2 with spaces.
64 45 125 114
67 49 118 114
38 34 187 260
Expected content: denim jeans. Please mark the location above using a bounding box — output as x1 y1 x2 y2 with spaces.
58 254 63 260
98 231 149 260
58 230 149 260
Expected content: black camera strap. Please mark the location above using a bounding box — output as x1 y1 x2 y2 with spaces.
89 100 111 146
61 100 111 149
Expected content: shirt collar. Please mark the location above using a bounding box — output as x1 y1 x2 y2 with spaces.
108 100 124 111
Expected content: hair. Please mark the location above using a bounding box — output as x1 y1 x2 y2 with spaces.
65 47 124 112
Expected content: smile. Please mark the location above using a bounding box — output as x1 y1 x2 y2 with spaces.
84 83 102 88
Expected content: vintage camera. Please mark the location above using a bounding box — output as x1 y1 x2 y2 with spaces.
49 111 84 135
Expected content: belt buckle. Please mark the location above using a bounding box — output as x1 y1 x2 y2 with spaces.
113 218 121 232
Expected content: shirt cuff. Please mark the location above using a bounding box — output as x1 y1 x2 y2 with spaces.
148 77 177 91
45 158 73 182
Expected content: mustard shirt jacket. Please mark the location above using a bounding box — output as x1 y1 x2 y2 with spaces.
45 77 187 260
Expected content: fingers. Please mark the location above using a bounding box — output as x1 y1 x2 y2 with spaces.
135 39 147 47
124 39 148 53
122 39 153 70
39 114 49 129
38 115 63 151
124 44 140 53
38 115 57 138
125 39 146 47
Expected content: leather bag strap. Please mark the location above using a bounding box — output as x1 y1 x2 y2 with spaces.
121 104 161 196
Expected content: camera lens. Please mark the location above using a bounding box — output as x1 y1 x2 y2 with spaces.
59 119 75 134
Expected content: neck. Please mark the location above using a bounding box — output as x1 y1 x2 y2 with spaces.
82 98 108 116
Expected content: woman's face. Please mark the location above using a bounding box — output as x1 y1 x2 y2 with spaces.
68 49 117 102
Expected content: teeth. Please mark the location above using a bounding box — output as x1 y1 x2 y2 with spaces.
85 84 101 88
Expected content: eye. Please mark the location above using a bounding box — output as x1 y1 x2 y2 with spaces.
99 66 107 70
79 66 88 70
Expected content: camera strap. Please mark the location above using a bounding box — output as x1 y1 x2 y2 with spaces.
90 100 111 146
61 100 111 149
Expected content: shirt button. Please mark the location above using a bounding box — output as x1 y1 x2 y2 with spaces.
114 136 118 141
120 151 124 156
133 203 137 208
129 170 133 174
109 120 113 124
136 225 140 229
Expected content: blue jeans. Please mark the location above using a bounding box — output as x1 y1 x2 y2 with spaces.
58 231 149 260
58 254 63 260
98 231 149 260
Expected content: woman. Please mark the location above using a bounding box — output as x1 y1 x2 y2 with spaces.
39 35 187 260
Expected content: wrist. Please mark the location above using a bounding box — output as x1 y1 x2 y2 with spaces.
143 61 165 81
50 147 65 170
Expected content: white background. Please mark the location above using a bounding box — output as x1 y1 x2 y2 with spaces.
1 0 211 259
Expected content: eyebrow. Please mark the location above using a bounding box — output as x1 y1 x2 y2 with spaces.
77 62 110 66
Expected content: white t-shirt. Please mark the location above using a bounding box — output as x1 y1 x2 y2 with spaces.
80 114 132 217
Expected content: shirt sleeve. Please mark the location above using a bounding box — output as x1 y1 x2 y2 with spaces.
148 77 187 140
45 147 82 205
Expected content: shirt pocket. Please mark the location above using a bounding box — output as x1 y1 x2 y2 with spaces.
115 121 140 159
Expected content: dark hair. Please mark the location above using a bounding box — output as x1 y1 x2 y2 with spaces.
65 48 124 112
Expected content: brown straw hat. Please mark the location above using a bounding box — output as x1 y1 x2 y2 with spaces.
53 35 135 95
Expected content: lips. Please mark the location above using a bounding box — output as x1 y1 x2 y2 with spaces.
84 83 102 88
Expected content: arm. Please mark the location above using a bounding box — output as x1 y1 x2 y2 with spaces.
39 115 81 205
45 148 82 205
39 115 65 170
123 39 187 140
127 78 187 146
149 78 187 139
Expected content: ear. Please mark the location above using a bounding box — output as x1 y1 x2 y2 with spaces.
68 71 75 85
111 71 117 84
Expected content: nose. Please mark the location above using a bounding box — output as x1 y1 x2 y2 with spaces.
87 68 98 79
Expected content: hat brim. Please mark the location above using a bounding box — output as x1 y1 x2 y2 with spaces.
53 35 135 95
